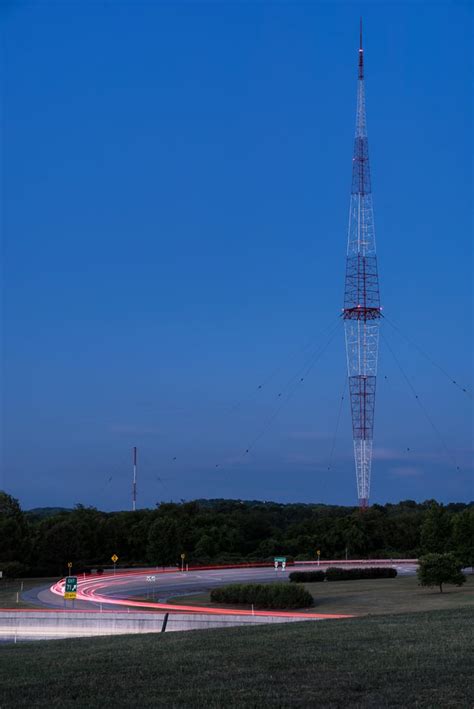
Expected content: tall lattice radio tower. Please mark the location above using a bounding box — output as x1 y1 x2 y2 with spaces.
343 21 382 509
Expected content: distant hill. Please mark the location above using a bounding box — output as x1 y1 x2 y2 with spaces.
192 498 350 510
25 507 72 519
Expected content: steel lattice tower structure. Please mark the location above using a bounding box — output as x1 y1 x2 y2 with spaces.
343 22 382 509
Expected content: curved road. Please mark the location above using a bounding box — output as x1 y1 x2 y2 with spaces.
24 562 418 618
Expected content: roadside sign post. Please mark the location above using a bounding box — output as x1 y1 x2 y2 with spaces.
67 561 73 575
274 557 286 571
180 553 186 572
111 554 118 574
146 575 156 601
64 576 77 605
317 550 321 567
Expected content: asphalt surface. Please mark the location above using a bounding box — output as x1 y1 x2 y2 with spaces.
23 563 418 612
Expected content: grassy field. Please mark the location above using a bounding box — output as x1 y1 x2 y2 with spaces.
1 607 472 707
168 574 474 616
0 579 56 609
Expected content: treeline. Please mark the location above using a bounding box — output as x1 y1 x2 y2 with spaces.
0 492 473 577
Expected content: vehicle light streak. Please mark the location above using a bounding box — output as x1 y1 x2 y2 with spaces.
50 573 353 619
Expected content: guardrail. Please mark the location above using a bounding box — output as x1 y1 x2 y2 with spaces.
0 609 328 641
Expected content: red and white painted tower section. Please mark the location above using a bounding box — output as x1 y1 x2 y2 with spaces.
343 22 382 509
132 446 137 511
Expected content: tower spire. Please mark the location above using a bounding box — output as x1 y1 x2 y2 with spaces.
343 22 381 510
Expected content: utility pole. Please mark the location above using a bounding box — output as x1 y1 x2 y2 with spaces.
343 20 382 510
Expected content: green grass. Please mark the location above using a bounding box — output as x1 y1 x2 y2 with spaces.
0 578 56 609
0 608 472 707
168 574 474 616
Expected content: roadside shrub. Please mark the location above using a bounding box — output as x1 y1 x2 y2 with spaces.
326 567 397 581
0 561 29 578
25 565 59 578
209 586 224 603
210 583 313 609
289 570 326 583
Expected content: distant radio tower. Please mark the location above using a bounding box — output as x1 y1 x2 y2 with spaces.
132 446 137 511
343 21 382 509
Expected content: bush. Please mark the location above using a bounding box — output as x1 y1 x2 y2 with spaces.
17 565 56 578
326 567 397 581
0 561 29 578
210 583 313 609
289 570 326 583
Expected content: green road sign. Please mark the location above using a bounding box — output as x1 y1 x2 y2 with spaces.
274 557 286 563
65 576 77 593
64 576 77 600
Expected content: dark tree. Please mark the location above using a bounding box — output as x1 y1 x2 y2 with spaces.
147 517 180 567
2 495 470 575
0 492 29 562
417 553 466 593
420 503 452 554
37 520 82 572
451 509 474 567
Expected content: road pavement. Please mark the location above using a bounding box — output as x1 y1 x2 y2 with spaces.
23 562 418 613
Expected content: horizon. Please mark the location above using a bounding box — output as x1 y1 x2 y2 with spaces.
19 496 474 516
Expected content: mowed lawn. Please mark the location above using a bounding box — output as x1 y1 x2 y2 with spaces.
168 574 474 616
0 579 56 610
1 608 472 707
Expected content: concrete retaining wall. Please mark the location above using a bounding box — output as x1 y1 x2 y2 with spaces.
0 610 318 641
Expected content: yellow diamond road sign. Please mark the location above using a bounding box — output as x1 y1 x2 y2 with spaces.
111 554 118 563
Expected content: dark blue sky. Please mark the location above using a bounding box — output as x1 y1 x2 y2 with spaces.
2 1 472 510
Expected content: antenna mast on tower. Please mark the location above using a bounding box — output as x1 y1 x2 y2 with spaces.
132 446 137 511
343 20 382 509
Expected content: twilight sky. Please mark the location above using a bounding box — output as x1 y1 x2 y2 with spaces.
2 1 472 510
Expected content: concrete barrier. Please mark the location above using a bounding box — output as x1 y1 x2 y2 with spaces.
0 610 319 642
